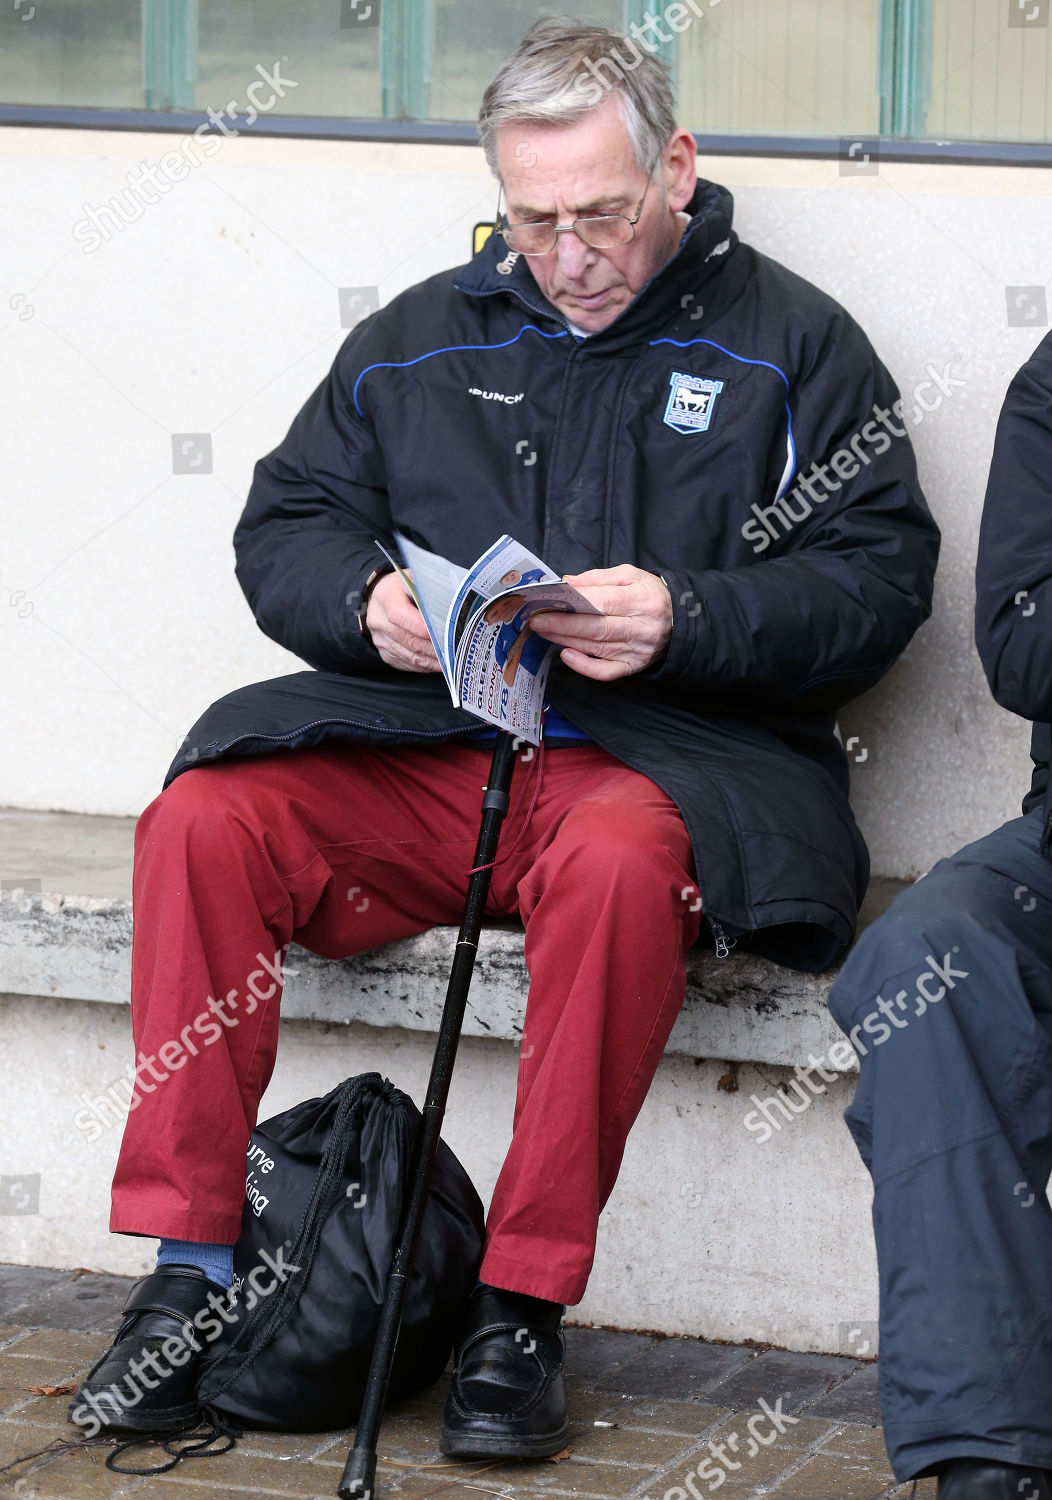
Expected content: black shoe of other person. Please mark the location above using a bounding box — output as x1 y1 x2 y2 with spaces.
938 1458 1052 1498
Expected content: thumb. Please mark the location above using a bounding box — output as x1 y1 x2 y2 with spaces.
562 568 609 585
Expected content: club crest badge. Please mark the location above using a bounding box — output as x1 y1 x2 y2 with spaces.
663 371 725 435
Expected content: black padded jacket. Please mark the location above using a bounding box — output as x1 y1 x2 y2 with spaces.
975 328 1052 852
166 179 940 971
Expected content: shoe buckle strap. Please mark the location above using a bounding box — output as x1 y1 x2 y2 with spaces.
118 1306 203 1354
123 1273 215 1337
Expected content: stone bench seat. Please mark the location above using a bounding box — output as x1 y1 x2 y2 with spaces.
0 808 903 1072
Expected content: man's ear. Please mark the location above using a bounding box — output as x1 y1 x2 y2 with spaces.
662 126 698 213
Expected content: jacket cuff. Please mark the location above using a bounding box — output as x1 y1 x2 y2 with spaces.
637 568 702 686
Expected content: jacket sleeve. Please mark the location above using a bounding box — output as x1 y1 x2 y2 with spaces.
974 334 1052 719
648 314 940 710
233 324 393 675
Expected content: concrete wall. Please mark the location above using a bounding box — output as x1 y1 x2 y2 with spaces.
2 128 1048 875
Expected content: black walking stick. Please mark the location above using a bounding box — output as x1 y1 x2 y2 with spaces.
338 728 519 1500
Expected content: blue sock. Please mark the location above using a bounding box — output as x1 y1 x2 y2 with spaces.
156 1238 233 1290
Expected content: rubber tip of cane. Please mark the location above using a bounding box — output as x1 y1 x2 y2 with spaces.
338 1448 377 1500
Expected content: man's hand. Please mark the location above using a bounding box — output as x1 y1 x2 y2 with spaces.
365 571 441 673
528 564 673 681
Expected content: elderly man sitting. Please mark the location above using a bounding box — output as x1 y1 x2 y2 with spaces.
71 16 938 1460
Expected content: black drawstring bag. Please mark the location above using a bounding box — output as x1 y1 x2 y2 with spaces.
194 1070 485 1432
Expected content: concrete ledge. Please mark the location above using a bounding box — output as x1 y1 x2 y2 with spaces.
0 808 902 1071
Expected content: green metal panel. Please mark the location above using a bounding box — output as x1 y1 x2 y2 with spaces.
403 0 433 120
170 0 197 111
381 0 434 119
880 0 932 137
141 0 197 111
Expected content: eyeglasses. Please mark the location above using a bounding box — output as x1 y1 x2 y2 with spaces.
494 175 654 257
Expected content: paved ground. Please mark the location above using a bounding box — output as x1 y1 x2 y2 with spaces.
0 1264 933 1500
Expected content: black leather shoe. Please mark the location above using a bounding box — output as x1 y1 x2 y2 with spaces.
440 1285 569 1459
938 1459 1052 1498
68 1264 217 1434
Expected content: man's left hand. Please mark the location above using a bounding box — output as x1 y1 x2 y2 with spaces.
529 564 673 681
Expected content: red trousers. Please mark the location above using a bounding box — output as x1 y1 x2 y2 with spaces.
110 740 700 1303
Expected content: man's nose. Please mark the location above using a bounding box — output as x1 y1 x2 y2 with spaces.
554 228 596 278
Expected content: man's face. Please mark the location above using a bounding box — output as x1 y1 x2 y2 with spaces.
493 93 696 334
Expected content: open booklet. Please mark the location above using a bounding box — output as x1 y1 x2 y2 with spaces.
376 532 599 746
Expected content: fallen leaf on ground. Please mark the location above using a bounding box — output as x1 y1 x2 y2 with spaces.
29 1384 77 1397
547 1447 572 1463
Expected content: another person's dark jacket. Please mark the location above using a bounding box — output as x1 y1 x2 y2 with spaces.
167 179 940 971
975 328 1052 851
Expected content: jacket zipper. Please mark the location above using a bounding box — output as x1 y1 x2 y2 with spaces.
708 920 737 960
455 267 742 956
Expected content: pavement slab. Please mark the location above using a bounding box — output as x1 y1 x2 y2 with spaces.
705 1348 861 1415
8 1278 132 1337
0 1270 74 1320
0 1261 939 1500
596 1338 755 1400
805 1363 883 1426
564 1330 658 1383
613 1398 731 1437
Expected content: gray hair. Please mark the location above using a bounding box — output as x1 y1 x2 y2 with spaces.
477 17 677 180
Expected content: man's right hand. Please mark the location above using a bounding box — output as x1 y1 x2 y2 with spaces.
366 571 441 673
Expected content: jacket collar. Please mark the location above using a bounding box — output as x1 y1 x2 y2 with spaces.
453 178 738 348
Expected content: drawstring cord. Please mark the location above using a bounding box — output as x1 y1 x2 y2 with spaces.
104 1404 240 1475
